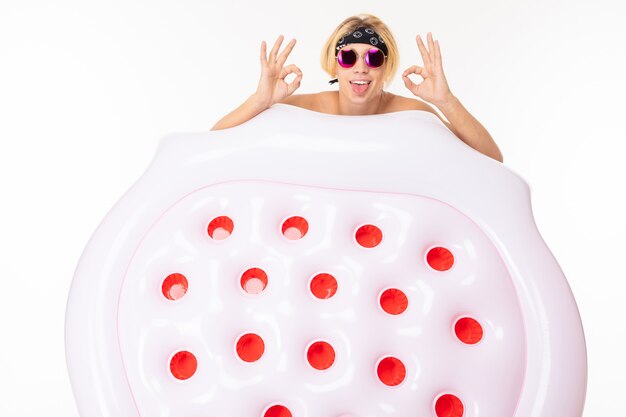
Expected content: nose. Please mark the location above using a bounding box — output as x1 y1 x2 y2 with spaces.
352 57 370 73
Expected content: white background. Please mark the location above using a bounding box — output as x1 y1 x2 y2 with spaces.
1 0 624 415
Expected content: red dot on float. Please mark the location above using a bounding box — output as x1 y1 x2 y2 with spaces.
455 317 484 344
380 288 408 315
435 393 464 417
169 351 197 380
241 268 268 294
377 356 406 386
162 273 188 300
307 341 336 370
236 333 265 363
264 404 292 417
207 215 234 240
355 224 383 248
310 273 338 299
282 216 309 240
427 246 454 271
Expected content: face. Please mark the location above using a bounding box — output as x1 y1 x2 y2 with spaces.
335 43 387 101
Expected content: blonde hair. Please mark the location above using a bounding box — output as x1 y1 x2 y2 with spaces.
321 13 399 87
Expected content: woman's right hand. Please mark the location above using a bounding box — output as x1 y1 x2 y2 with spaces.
253 35 302 109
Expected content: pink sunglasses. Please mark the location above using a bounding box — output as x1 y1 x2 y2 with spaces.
337 48 386 68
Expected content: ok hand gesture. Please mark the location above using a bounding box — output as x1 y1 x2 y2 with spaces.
254 35 303 109
402 32 453 107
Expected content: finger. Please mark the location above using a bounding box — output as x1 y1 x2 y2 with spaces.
260 40 267 66
434 39 442 71
280 64 302 80
427 32 436 64
277 38 296 66
402 65 424 78
416 35 431 68
269 35 284 62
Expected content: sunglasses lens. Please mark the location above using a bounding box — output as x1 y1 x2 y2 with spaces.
338 49 357 68
366 49 385 68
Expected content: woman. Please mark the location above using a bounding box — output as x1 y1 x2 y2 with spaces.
211 14 503 163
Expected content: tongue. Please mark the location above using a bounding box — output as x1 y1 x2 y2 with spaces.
351 82 369 94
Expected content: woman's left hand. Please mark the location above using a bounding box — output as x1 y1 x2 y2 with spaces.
402 32 454 107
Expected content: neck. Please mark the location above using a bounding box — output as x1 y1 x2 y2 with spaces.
337 89 389 115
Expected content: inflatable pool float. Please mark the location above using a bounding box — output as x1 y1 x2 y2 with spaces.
65 103 587 416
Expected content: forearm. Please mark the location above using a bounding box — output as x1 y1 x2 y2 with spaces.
436 95 503 163
210 94 269 131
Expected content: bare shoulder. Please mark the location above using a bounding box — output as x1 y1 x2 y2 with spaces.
276 92 339 114
385 94 453 130
276 93 318 111
385 94 435 114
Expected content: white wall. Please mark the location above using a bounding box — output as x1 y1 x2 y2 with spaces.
0 0 623 415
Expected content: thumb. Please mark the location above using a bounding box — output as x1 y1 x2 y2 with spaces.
402 72 418 90
282 64 302 95
286 74 302 96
